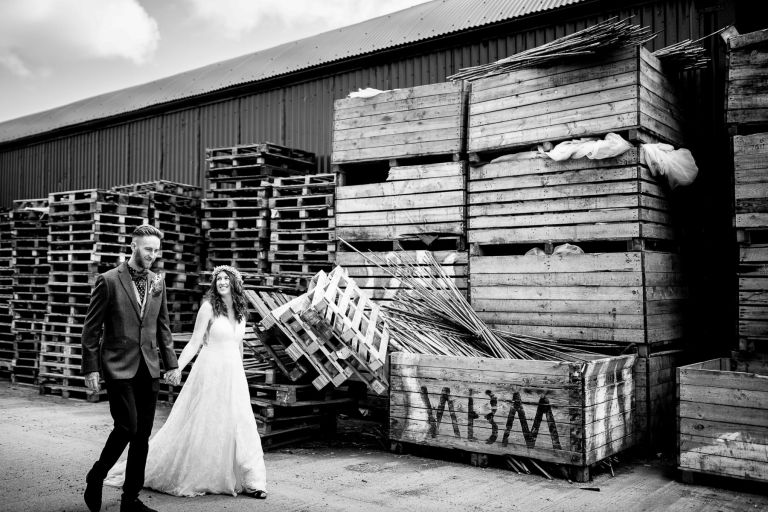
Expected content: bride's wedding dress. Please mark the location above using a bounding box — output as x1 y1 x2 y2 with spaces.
104 312 267 496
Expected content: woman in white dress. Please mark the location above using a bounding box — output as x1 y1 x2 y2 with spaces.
105 265 267 499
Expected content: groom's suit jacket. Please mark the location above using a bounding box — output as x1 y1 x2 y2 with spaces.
81 261 178 380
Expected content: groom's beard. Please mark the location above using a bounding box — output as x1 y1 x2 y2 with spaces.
131 248 154 270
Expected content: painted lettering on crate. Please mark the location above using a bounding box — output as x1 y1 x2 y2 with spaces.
419 386 562 450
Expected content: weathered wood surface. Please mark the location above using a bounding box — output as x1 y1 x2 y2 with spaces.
734 133 768 229
470 251 686 345
336 162 465 241
727 31 768 126
332 82 466 164
389 352 635 468
468 148 674 245
468 47 684 153
677 358 768 482
634 350 683 449
335 250 467 302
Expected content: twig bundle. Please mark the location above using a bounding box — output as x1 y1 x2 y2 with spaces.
338 238 621 362
448 17 655 81
652 27 727 71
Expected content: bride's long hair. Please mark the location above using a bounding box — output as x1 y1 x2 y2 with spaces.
203 269 249 322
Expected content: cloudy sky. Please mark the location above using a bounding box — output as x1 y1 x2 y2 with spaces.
0 0 428 123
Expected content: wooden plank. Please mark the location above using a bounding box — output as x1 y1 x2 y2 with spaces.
337 222 464 240
472 298 644 315
678 451 768 481
337 175 463 199
469 223 675 244
336 190 465 214
471 271 643 287
471 253 642 274
485 321 645 343
387 162 464 181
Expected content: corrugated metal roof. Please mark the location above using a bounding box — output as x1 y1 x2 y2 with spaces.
0 0 585 144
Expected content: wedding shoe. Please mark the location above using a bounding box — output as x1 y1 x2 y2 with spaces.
244 489 268 499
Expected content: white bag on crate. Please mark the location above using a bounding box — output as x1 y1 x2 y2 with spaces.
640 143 699 189
543 132 633 161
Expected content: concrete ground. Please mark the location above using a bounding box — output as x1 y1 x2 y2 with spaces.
1 381 766 512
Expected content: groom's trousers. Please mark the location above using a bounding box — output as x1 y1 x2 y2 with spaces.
90 356 160 500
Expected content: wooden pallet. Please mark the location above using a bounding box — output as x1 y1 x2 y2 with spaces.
726 29 768 130
389 352 637 483
332 81 466 164
470 251 687 346
677 357 768 484
207 142 316 173
733 133 768 231
336 162 465 242
111 180 202 198
468 46 684 156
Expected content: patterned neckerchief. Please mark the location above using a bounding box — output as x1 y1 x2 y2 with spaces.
127 264 148 302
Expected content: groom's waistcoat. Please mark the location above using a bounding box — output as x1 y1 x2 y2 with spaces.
81 262 178 380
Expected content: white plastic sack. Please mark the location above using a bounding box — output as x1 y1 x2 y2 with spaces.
544 132 633 161
524 247 546 256
348 87 387 98
640 143 699 189
552 243 584 255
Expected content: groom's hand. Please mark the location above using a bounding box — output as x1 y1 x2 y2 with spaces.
85 372 100 392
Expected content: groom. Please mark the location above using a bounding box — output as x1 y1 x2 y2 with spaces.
81 224 180 512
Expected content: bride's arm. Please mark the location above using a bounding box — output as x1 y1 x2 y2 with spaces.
177 300 214 373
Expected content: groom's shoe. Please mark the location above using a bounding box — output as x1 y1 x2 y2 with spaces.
120 497 159 512
83 467 103 512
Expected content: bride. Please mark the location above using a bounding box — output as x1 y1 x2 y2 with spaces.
104 265 267 499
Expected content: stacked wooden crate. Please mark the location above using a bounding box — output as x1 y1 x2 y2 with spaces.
9 199 49 386
677 357 768 484
269 174 336 279
727 29 768 357
332 82 468 303
0 209 12 378
40 189 148 400
201 142 316 289
467 46 688 451
112 180 203 333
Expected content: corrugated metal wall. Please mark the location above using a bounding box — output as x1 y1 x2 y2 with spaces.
0 0 736 206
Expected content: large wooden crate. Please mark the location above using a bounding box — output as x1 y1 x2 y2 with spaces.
469 46 684 155
468 148 673 245
389 352 636 481
635 350 684 450
726 29 768 128
734 133 768 231
677 358 768 483
336 162 465 242
334 250 468 303
332 82 466 164
470 251 686 347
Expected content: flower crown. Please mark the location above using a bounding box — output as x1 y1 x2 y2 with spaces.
211 265 243 285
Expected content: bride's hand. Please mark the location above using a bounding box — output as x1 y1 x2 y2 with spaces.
164 369 181 386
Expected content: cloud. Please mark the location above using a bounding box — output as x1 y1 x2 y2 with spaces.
182 0 426 39
0 0 159 77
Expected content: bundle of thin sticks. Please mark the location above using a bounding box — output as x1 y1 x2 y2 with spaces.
339 239 622 362
652 27 727 71
448 17 655 81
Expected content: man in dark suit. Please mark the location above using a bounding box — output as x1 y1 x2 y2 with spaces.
81 224 180 512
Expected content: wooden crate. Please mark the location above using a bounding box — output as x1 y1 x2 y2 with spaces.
635 350 684 450
734 133 768 231
332 81 466 164
336 162 466 242
726 29 768 128
677 358 768 483
389 352 636 481
468 148 673 245
470 251 686 346
739 240 768 353
468 46 684 155
335 249 468 303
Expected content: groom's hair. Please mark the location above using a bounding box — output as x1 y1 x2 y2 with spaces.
132 224 163 240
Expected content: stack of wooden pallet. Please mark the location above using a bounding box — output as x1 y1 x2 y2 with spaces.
727 29 768 359
40 189 148 401
269 174 336 279
332 82 469 303
112 180 203 332
201 142 316 288
466 46 688 452
0 209 12 378
249 267 390 395
9 198 49 387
